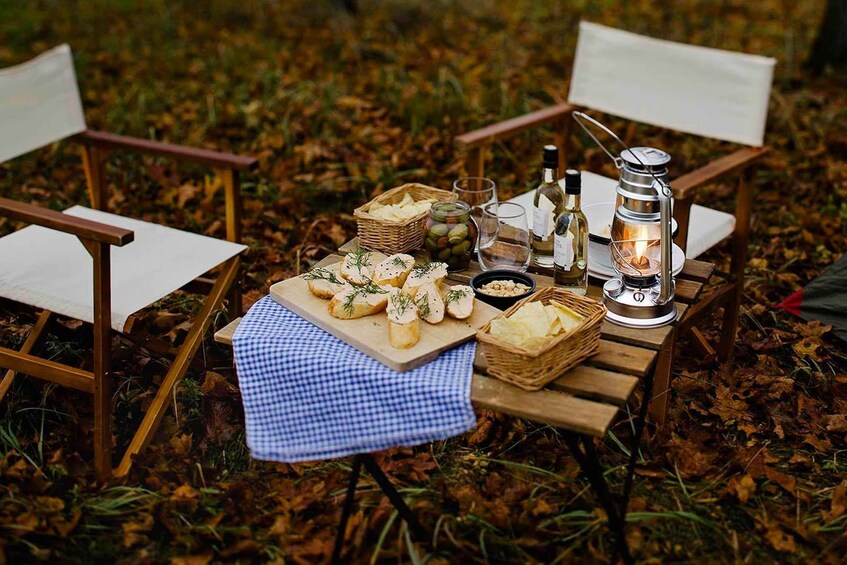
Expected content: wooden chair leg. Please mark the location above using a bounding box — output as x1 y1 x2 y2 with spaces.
673 196 694 255
648 331 675 426
717 170 754 364
0 310 53 403
690 328 717 364
219 169 244 319
81 145 108 212
114 257 240 477
228 258 243 319
465 146 487 178
85 241 113 481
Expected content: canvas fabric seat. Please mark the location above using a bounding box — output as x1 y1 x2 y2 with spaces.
506 171 735 259
0 206 246 332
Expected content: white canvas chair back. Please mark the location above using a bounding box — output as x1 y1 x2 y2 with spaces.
0 44 86 163
568 21 775 146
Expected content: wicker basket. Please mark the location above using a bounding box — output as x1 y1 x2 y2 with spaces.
354 183 455 254
476 287 607 391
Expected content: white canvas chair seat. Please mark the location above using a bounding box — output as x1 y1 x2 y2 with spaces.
506 171 734 259
0 206 246 332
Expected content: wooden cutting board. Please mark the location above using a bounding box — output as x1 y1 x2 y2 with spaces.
269 256 500 372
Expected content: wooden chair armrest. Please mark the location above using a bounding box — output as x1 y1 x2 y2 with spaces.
455 103 576 150
671 146 769 200
77 130 258 172
0 197 134 246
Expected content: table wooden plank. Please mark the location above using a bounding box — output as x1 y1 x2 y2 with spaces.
548 366 639 406
470 375 617 437
675 279 704 304
214 318 240 346
679 259 715 283
473 346 641 405
592 341 657 377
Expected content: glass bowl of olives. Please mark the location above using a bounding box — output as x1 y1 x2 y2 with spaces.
424 201 477 272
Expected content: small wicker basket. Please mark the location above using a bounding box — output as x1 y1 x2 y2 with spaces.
476 287 607 391
354 183 455 254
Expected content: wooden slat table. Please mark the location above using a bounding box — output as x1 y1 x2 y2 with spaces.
215 247 717 564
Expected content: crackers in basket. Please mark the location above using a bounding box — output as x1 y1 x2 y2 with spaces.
368 193 435 222
489 301 583 350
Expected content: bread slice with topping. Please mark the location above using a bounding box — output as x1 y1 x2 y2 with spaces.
302 267 350 299
372 253 415 288
340 248 375 286
328 281 389 319
444 285 475 320
414 282 445 324
386 288 420 349
402 262 448 297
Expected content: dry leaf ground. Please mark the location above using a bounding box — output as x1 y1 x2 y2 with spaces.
0 1 845 563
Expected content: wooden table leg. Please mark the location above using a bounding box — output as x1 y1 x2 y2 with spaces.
648 330 675 426
563 434 634 565
331 453 428 564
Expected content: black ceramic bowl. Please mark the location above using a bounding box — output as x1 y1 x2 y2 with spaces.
470 270 537 310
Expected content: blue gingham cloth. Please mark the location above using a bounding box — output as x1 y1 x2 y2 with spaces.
232 296 477 463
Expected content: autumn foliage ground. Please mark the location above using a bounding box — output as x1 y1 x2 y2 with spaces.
0 1 846 563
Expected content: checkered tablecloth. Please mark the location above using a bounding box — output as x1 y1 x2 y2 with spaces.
232 296 477 463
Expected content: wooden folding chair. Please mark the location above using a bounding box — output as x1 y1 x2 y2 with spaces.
0 45 257 480
454 22 775 422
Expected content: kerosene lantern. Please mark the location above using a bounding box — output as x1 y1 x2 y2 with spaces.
573 112 677 328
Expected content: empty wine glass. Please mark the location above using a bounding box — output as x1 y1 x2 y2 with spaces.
477 202 531 272
452 177 497 225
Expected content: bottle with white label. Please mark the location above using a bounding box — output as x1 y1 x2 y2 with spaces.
553 169 588 294
531 145 564 267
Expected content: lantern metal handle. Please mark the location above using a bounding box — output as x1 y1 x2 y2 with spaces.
572 111 625 169
571 112 674 199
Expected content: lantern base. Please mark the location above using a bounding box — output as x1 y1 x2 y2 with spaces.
602 278 677 328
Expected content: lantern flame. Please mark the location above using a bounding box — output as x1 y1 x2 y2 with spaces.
634 224 649 265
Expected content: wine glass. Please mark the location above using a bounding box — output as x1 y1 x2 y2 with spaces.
452 177 497 225
477 202 531 272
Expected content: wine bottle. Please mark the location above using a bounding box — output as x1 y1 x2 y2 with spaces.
553 169 588 294
531 145 564 268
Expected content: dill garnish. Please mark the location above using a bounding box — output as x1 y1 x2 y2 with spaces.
361 279 388 295
348 246 373 270
389 291 414 314
302 268 344 285
411 261 443 278
341 279 388 316
414 292 431 318
444 288 469 305
392 255 409 268
341 288 357 316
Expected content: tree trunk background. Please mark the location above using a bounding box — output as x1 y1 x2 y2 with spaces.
806 0 847 73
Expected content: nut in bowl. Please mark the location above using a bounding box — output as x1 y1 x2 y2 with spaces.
470 269 536 310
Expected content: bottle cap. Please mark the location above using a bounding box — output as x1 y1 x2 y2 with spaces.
542 145 558 169
564 169 581 194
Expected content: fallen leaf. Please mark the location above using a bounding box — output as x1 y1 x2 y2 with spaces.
764 467 798 497
727 474 756 503
823 414 847 433
824 481 847 522
765 523 796 553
